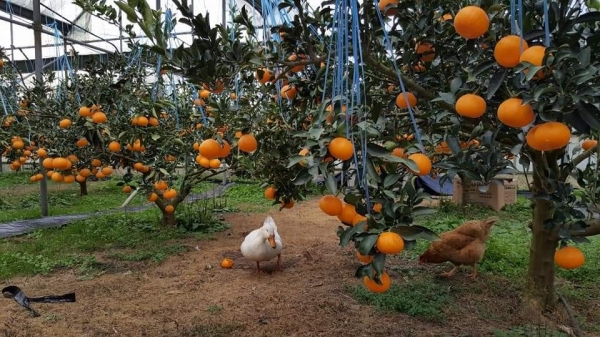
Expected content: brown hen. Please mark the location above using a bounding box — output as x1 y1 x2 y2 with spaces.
418 216 499 279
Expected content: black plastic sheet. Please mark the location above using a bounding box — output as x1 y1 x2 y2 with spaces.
2 286 76 317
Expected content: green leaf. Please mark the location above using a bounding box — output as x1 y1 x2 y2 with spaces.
383 173 400 188
151 133 161 141
578 102 600 130
450 78 463 93
473 59 497 77
115 1 138 22
358 233 379 255
486 69 507 100
371 254 386 282
432 92 455 105
325 171 338 195
577 47 591 67
366 157 381 183
339 225 357 247
412 206 437 217
390 225 439 241
524 66 544 82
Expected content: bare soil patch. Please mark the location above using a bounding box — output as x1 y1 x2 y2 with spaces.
0 198 589 336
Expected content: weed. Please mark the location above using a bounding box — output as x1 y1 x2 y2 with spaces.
206 304 224 314
347 279 451 321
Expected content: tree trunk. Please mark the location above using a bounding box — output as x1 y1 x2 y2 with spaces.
78 180 88 196
161 210 176 226
523 196 560 316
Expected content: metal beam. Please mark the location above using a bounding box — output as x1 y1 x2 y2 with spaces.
0 0 72 35
33 0 49 217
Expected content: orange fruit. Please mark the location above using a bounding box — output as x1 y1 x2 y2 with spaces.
76 175 86 183
372 203 382 213
67 154 79 163
415 42 435 62
199 139 222 159
395 92 417 109
148 117 159 126
218 140 231 158
108 141 121 152
91 159 102 167
264 186 277 200
407 153 432 176
554 246 585 270
136 116 149 127
59 119 72 128
79 168 91 177
63 175 75 184
101 166 113 175
220 258 234 269
494 35 529 68
328 137 354 161
12 140 25 149
52 157 69 170
319 195 343 216
337 203 358 225
582 139 598 151
497 98 535 128
196 155 211 168
526 122 571 152
454 6 489 39
51 172 64 182
199 90 211 100
363 271 391 293
281 199 294 209
209 158 221 169
280 85 298 100
238 134 258 153
391 147 406 158
455 94 487 118
376 232 405 254
378 0 398 16
148 192 159 202
79 106 92 117
255 68 272 84
76 138 89 147
164 205 175 214
154 180 168 191
122 185 132 193
37 148 48 158
288 54 307 72
356 251 374 264
92 112 107 124
519 45 546 79
163 188 177 199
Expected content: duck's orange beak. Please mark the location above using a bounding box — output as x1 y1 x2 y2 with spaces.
268 234 276 248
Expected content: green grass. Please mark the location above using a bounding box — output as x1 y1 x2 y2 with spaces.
347 278 452 321
0 177 278 280
348 196 600 331
0 174 147 222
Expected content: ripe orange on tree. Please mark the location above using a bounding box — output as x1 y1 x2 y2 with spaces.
319 195 343 216
391 147 407 158
454 6 489 39
415 42 435 62
494 35 529 68
497 98 535 128
255 68 272 84
59 119 72 129
288 53 307 72
337 202 358 225
92 112 107 124
108 141 121 152
554 246 585 270
376 231 405 254
455 94 487 118
519 45 547 79
79 106 92 117
526 122 571 152
122 185 132 193
280 85 297 100
328 137 354 161
199 139 221 159
238 134 258 153
209 159 221 169
581 139 598 151
165 205 175 214
264 186 277 200
356 251 374 264
363 271 391 293
395 92 417 109
407 153 432 176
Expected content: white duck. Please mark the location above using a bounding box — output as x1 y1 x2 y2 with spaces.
240 216 283 272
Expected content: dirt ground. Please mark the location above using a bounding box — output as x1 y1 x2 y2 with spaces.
0 199 562 337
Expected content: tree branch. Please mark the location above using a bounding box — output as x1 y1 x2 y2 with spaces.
560 144 598 181
571 218 600 237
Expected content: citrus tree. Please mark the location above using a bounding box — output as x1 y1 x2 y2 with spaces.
78 0 600 318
